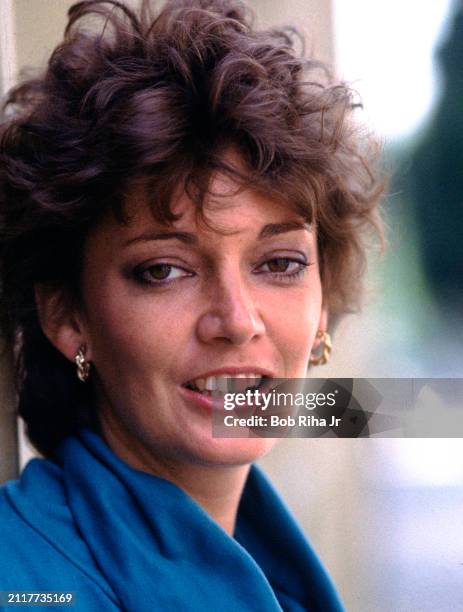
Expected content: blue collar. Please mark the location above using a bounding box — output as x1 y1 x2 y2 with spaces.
7 428 343 611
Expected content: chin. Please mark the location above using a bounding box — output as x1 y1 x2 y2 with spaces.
188 436 280 467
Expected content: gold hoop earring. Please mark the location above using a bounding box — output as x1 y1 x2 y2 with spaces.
75 345 91 382
309 330 332 366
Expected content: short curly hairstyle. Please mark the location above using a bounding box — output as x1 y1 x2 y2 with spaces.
0 0 384 457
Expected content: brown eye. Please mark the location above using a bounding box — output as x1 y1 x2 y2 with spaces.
256 257 309 281
266 258 291 273
146 264 172 280
133 262 192 286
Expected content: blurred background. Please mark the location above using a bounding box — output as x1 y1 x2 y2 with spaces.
1 0 462 610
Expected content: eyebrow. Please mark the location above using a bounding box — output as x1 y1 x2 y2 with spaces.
258 221 310 239
122 221 311 247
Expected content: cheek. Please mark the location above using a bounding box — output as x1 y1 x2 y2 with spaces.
266 285 321 361
83 283 189 375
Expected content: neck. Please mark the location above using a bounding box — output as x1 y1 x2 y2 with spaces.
99 417 250 537
156 461 250 537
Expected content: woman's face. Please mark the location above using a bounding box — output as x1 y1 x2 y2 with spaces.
72 169 327 467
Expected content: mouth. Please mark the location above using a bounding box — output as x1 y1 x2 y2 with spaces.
182 373 269 396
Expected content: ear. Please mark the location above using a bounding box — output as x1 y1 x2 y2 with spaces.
34 284 91 364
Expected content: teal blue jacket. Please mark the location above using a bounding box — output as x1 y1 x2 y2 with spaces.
0 429 344 611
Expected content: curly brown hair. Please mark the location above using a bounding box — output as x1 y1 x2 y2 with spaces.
0 0 384 457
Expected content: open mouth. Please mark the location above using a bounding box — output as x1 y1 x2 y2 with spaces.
182 375 269 396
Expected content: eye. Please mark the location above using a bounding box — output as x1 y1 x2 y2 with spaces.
264 258 295 273
257 257 308 278
133 263 192 285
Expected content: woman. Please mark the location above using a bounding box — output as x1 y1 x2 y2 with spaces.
0 0 383 610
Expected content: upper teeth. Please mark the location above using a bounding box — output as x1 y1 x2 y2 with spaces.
191 373 263 392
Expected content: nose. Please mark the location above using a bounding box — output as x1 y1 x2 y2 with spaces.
196 273 265 346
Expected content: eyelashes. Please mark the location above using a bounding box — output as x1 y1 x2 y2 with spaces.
255 257 309 281
133 263 193 285
132 257 310 288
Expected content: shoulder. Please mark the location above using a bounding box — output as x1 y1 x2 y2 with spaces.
0 462 120 610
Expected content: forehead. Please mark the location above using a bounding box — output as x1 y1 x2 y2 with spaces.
82 176 315 271
130 166 310 234
129 187 295 235
85 167 313 255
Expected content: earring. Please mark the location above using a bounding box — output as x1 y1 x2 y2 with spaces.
309 330 332 366
75 345 91 382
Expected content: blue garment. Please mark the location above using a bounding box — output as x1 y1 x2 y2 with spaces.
0 429 344 611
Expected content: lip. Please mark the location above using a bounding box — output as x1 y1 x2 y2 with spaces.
178 384 226 414
179 366 278 415
178 384 272 415
182 366 276 385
